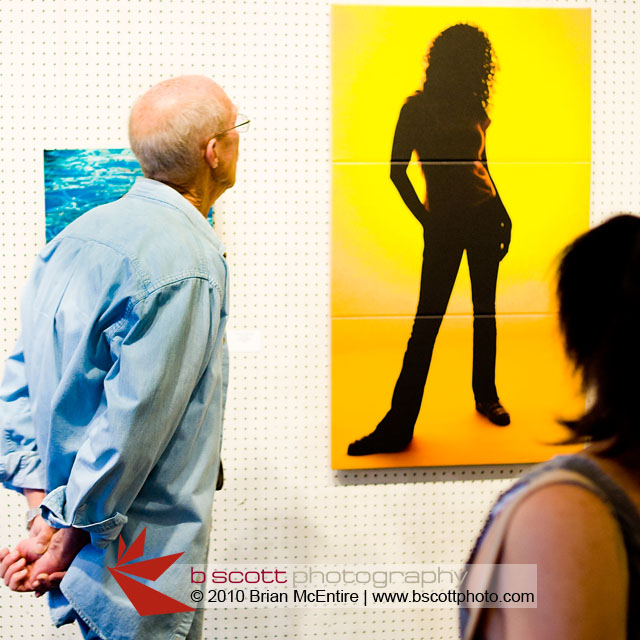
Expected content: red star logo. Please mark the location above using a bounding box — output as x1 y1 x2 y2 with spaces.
108 528 195 616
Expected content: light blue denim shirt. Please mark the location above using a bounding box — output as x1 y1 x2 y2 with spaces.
0 177 229 639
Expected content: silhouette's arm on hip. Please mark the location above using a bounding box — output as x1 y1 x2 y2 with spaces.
390 103 429 226
481 147 512 259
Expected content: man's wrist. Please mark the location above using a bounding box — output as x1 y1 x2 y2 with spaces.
53 527 91 564
26 507 41 531
23 488 46 509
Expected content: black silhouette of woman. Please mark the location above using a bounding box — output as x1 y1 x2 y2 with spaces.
348 24 512 456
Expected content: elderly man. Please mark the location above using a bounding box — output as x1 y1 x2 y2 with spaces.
0 76 245 639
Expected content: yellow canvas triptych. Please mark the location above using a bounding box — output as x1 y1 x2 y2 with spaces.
331 6 591 468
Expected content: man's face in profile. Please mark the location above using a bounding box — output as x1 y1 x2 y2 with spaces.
215 105 240 189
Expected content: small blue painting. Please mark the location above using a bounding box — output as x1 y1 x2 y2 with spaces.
44 149 143 242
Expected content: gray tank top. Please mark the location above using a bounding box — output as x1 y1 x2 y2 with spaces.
460 453 640 639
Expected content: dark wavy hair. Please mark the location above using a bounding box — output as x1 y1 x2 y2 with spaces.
557 214 640 456
419 23 496 111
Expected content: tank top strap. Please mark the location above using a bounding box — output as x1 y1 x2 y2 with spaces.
533 454 640 545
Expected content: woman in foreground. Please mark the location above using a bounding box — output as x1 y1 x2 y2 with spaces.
461 214 640 640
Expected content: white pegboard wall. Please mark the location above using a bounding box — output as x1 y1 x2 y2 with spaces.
0 1 637 639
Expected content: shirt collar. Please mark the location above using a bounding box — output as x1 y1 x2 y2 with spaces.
128 177 226 256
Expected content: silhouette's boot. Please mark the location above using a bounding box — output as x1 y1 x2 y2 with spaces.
475 398 510 426
347 413 413 456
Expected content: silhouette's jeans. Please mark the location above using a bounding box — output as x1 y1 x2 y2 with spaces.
385 198 505 434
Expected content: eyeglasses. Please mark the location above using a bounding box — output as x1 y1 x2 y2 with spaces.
214 114 250 138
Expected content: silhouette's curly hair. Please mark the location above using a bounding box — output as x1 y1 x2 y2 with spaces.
420 23 497 111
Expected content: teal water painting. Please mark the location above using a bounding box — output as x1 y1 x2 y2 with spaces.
44 149 143 242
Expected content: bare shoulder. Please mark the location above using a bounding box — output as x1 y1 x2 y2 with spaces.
496 482 628 640
506 481 623 548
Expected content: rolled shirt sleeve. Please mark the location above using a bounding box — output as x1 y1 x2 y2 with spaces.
40 276 221 547
0 335 45 493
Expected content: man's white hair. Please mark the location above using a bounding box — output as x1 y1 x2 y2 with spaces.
129 77 228 185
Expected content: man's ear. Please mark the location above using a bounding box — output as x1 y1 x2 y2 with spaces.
204 138 219 169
